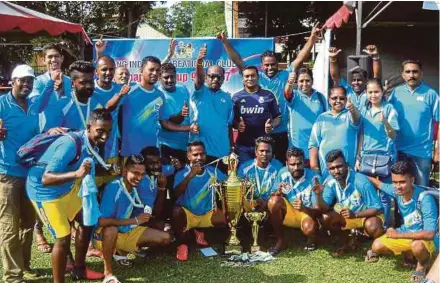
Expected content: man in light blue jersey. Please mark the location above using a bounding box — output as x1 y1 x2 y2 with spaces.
367 161 438 282
172 141 227 261
190 45 234 172
107 56 166 156
389 60 439 186
329 45 382 111
217 26 320 162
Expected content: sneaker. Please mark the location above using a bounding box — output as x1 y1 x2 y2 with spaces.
176 244 188 261
194 230 208 246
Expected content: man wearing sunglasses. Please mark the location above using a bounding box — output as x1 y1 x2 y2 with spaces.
389 60 439 186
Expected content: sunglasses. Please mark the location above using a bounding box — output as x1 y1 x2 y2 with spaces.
207 74 223 80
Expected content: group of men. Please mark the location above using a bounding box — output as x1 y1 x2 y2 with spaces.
0 26 438 283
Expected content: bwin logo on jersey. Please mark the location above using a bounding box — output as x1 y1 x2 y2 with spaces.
240 105 264 114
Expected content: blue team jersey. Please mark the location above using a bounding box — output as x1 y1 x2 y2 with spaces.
174 165 226 216
360 102 399 159
259 70 290 133
237 158 282 201
322 169 383 213
340 78 367 111
380 183 438 233
26 131 96 201
0 92 41 177
30 72 72 132
190 85 234 158
309 109 360 178
389 83 439 158
93 81 122 107
158 84 191 151
120 84 165 156
60 96 103 130
287 89 327 159
232 87 281 146
272 167 320 207
100 178 144 234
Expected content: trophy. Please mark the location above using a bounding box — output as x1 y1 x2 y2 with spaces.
244 210 266 253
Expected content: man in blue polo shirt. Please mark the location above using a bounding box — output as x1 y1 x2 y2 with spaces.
190 45 234 171
233 66 281 162
217 26 320 162
107 56 166 156
389 60 439 186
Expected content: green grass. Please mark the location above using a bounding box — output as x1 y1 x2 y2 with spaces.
0 228 415 283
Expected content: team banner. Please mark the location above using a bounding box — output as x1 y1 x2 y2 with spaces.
94 38 274 94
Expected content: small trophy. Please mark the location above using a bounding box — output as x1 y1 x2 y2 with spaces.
144 205 152 214
244 210 266 253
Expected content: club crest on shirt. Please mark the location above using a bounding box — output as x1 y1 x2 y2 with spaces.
221 98 226 103
349 190 362 207
240 98 246 103
258 96 265 103
416 96 424 102
404 210 422 227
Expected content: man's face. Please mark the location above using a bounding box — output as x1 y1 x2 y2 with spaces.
87 119 112 146
327 157 348 182
205 66 224 91
329 88 346 113
12 77 34 99
142 61 160 85
402 63 422 88
286 156 304 180
391 173 414 196
114 67 130 84
242 68 258 89
298 73 312 94
145 155 162 176
96 58 115 84
124 164 146 187
160 70 176 92
44 49 63 72
351 73 366 94
187 145 206 167
72 72 95 99
261 56 278 78
255 142 273 166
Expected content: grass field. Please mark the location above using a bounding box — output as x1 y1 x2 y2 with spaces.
0 227 416 283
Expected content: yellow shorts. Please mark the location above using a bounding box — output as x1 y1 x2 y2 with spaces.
93 226 147 253
183 207 213 231
31 181 82 239
343 214 385 230
376 234 436 255
283 198 311 228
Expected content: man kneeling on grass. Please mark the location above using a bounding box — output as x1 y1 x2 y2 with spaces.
366 161 439 283
94 155 172 283
316 149 385 255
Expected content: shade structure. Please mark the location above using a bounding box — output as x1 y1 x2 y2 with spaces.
0 1 91 44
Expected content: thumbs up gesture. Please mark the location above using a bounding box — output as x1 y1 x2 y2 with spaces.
53 71 63 91
238 116 246 133
346 97 356 112
0 119 6 141
190 120 200 135
264 118 273 134
376 110 386 123
292 196 303 211
181 100 189 117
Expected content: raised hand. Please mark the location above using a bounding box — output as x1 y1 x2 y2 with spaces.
363 45 379 58
310 23 322 41
95 35 107 54
238 116 246 133
216 30 227 43
346 97 355 112
54 72 63 91
312 176 323 195
197 44 207 61
328 47 342 59
181 100 189 117
0 119 6 141
168 38 177 58
190 120 200 134
75 160 91 178
118 77 131 97
264 119 273 134
287 72 297 85
293 196 303 211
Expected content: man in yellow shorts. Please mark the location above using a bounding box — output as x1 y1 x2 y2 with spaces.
94 154 172 283
315 150 385 255
171 141 227 261
268 147 322 255
26 109 113 283
367 161 438 282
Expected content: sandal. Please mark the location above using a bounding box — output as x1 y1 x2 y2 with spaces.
365 249 379 263
113 255 132 267
411 270 426 283
103 275 121 283
37 242 52 253
304 243 316 252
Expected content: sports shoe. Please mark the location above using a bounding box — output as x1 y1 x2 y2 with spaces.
194 229 208 246
71 266 105 281
176 244 188 261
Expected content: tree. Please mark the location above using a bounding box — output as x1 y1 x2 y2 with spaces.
145 7 173 37
192 2 226 37
170 2 199 37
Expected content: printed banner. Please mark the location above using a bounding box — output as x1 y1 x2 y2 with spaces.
94 37 274 94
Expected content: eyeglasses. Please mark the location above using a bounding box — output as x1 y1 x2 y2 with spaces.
329 96 346 101
207 74 223 80
404 70 419 74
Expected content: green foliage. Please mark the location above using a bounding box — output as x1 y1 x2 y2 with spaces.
192 2 226 37
145 7 173 37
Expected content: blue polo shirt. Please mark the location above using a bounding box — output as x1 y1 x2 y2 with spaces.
309 109 360 178
120 84 165 156
93 81 122 107
232 87 281 146
0 92 41 177
287 89 327 159
340 78 367 111
26 131 95 201
60 96 103 130
100 178 144 234
272 167 321 207
389 83 439 158
158 84 191 151
380 183 438 233
190 85 234 158
30 72 72 132
174 165 226 216
259 70 290 133
360 102 399 158
237 158 282 201
322 169 383 213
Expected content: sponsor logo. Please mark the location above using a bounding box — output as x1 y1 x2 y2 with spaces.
240 104 264 114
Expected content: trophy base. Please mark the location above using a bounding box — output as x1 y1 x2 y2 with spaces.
250 245 261 254
224 244 243 255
